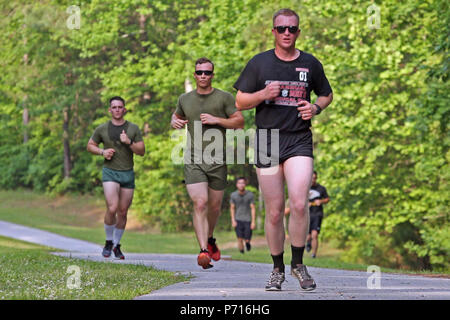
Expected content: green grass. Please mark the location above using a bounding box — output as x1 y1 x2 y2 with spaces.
0 189 447 277
0 236 187 300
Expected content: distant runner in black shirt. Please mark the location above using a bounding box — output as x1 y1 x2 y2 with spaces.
234 8 333 292
306 171 330 258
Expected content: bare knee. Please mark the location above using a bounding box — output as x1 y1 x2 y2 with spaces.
107 204 118 214
266 210 284 226
289 200 307 216
209 203 221 215
117 207 128 218
194 198 208 212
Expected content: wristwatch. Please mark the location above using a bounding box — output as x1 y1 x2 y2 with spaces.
313 104 322 115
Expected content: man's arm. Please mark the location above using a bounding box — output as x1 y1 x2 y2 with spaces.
314 92 333 113
200 111 244 129
313 197 330 207
250 203 256 230
120 130 145 156
230 203 237 228
87 138 115 160
171 112 188 129
297 92 333 121
130 141 145 156
235 81 281 111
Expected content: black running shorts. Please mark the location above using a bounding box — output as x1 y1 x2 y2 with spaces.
309 215 323 234
235 220 252 240
255 129 313 168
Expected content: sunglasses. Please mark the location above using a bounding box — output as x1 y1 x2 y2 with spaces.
274 25 299 34
195 70 213 76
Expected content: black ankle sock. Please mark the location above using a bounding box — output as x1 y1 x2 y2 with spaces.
208 237 215 245
291 245 305 267
271 252 285 273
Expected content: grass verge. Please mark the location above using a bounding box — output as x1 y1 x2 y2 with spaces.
0 236 187 300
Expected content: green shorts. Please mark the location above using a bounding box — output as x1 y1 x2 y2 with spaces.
184 164 227 190
102 167 135 189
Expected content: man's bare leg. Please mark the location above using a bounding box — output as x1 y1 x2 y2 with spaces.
283 156 313 248
112 187 134 249
256 165 286 256
237 237 244 252
311 230 319 256
206 187 224 238
186 182 209 250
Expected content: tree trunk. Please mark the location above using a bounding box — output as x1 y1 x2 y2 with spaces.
63 107 71 178
23 105 29 143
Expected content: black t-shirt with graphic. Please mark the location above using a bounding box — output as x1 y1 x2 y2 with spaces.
234 49 332 133
309 183 329 217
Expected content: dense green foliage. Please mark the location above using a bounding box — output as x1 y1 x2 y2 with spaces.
0 0 448 271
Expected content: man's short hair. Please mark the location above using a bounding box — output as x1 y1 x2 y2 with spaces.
236 177 246 183
195 57 214 71
273 8 300 26
109 96 125 106
313 171 317 176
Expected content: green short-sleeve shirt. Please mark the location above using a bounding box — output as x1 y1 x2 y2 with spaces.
175 88 237 163
91 120 143 171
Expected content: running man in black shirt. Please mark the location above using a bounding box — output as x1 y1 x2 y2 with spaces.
234 8 333 291
306 171 330 258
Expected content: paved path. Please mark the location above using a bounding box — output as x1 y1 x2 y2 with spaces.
1 220 449 300
0 220 101 252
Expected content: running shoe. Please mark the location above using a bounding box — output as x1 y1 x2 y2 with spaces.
265 269 285 291
113 244 125 260
102 240 113 258
207 238 221 261
246 242 251 251
291 264 316 291
311 254 316 258
197 250 213 269
306 241 312 252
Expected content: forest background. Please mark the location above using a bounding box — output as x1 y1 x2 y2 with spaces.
0 0 448 271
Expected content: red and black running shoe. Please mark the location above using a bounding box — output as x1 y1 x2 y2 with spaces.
197 249 213 269
207 238 221 261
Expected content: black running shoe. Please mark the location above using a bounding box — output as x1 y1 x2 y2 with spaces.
291 264 316 291
102 240 113 258
265 269 285 291
306 241 312 252
113 244 125 260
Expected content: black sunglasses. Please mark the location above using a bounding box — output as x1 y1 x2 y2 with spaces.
195 70 213 76
274 25 299 34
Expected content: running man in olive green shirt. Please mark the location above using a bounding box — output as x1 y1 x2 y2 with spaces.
171 57 244 269
87 96 145 260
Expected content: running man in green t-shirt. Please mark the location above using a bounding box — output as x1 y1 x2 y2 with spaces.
87 96 145 260
171 57 244 269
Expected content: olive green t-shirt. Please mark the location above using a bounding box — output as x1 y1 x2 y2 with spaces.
91 120 143 171
175 88 237 164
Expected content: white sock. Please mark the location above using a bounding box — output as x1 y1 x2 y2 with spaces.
104 224 115 241
113 228 125 247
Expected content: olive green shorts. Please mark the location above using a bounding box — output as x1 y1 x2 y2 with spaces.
184 164 227 190
102 167 135 189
